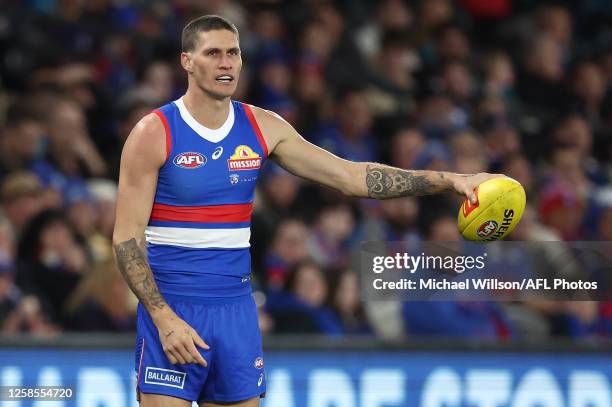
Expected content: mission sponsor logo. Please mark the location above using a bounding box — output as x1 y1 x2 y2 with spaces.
227 145 261 171
144 367 186 389
477 220 498 237
174 152 206 169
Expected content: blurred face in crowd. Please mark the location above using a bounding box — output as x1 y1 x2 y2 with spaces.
68 200 98 238
48 101 88 147
551 147 586 186
452 130 487 173
337 92 372 139
599 208 612 241
143 61 174 103
421 0 453 30
539 6 572 47
573 62 606 107
486 53 515 89
295 64 325 103
3 192 43 233
443 61 472 101
3 120 44 162
527 35 563 81
292 263 328 307
181 29 242 100
335 271 360 315
553 115 592 157
378 0 412 29
380 197 418 231
264 172 299 210
437 27 470 62
317 204 354 244
272 220 308 265
391 128 425 169
429 216 461 241
485 126 520 159
501 154 533 194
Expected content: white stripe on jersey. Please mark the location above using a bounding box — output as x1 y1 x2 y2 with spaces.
145 226 251 248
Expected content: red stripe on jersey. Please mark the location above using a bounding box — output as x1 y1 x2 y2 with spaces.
152 109 172 161
150 203 253 223
242 104 269 158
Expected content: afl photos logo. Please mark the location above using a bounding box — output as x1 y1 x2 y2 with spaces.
174 152 206 169
477 220 498 237
227 145 261 171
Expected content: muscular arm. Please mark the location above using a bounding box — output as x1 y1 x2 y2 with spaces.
113 113 208 366
251 107 482 201
114 238 166 312
112 113 169 318
363 164 454 199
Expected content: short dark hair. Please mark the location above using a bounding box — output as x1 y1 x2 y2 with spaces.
181 15 239 52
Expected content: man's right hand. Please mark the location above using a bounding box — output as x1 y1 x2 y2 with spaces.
152 309 209 366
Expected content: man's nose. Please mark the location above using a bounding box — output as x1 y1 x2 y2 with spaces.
219 54 232 70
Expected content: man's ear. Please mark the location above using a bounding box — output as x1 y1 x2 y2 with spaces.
181 52 193 73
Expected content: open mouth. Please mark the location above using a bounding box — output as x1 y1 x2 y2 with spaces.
215 74 234 83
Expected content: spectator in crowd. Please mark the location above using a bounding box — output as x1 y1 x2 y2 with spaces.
1 172 47 235
402 208 513 339
16 210 90 325
312 88 378 162
64 259 136 331
264 219 309 289
267 261 343 336
330 269 372 335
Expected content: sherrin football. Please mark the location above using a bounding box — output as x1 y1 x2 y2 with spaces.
458 177 526 241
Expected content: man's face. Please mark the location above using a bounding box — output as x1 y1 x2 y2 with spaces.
182 29 242 100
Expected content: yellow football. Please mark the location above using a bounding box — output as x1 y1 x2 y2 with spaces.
458 177 526 241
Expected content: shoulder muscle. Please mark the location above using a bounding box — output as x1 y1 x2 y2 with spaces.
121 112 167 171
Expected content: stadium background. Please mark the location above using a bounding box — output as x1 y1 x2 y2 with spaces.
0 0 611 405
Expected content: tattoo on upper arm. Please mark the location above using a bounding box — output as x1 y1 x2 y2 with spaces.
366 164 437 199
114 238 166 311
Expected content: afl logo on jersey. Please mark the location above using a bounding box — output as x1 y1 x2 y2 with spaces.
174 152 207 169
227 145 261 171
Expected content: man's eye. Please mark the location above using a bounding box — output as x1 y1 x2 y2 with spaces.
208 50 218 56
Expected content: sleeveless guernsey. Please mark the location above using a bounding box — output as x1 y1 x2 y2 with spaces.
145 98 268 297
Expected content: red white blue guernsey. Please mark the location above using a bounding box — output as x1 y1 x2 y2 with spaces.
146 98 268 298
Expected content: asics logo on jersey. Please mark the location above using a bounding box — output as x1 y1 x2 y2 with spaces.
212 146 224 160
227 145 261 170
174 152 207 169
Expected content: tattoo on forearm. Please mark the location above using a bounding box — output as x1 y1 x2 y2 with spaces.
366 164 440 199
114 238 166 311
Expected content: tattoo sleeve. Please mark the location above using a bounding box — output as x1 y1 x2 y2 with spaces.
365 164 448 199
114 238 167 312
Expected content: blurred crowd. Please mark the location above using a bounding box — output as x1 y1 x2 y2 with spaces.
0 0 611 341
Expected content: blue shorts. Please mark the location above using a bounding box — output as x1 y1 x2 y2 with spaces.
135 294 266 403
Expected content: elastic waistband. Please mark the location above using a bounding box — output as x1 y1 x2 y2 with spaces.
161 292 253 305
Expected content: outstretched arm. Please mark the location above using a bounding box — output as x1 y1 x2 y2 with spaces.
252 107 498 202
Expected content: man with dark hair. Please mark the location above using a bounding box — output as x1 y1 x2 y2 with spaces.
113 14 501 407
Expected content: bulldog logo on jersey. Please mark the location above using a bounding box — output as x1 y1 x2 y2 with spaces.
174 152 207 169
227 145 261 171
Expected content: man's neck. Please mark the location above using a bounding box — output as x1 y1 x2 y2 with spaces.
183 88 231 130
